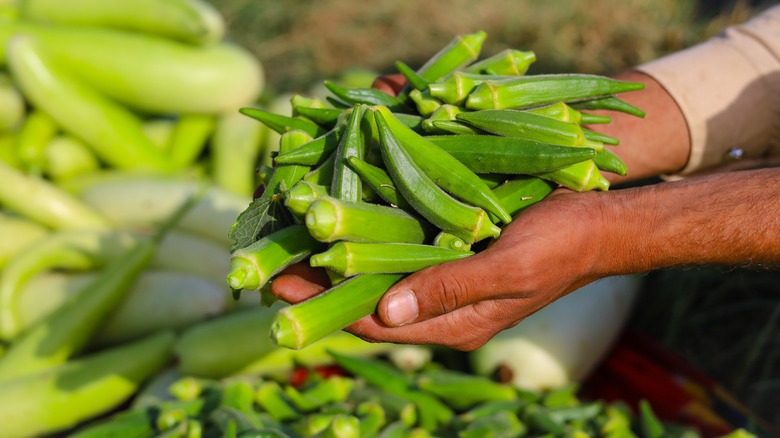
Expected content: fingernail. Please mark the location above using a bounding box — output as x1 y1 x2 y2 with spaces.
385 289 418 326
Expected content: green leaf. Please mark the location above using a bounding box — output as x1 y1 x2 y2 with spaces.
228 194 295 253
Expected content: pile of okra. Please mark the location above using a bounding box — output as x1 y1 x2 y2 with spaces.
228 31 648 350
73 351 720 438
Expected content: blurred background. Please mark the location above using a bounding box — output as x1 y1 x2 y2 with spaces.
208 0 780 429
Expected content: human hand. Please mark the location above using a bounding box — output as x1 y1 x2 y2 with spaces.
272 189 616 350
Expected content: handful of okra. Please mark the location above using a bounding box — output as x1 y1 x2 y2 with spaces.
72 352 719 438
228 31 646 349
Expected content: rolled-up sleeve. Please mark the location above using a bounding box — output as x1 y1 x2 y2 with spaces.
636 5 780 176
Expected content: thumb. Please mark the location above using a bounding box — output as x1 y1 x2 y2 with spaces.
375 251 504 327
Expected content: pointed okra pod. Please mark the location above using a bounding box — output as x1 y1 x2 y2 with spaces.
593 148 628 176
464 48 537 76
536 159 611 192
456 109 604 151
284 181 330 217
489 176 556 223
262 130 314 198
273 124 346 166
271 273 405 349
239 106 326 138
293 106 343 129
226 224 325 291
465 74 645 110
324 81 411 113
428 72 511 106
305 196 433 244
374 105 512 226
416 30 487 82
424 134 596 175
331 104 368 203
432 231 471 252
309 241 473 276
571 95 646 118
345 156 412 210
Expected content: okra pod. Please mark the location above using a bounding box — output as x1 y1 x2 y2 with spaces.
331 104 368 202
432 231 471 252
240 107 326 138
325 80 411 113
394 60 429 91
456 109 604 150
415 369 517 410
459 411 527 438
408 89 442 117
580 112 612 125
374 106 509 234
416 31 487 82
293 106 343 129
256 381 301 422
571 95 646 118
583 127 620 145
345 156 412 210
593 148 628 176
274 124 345 166
535 159 610 192
425 134 596 175
263 130 314 197
463 48 536 76
429 120 483 135
310 241 473 276
271 274 405 349
456 400 528 424
421 104 464 134
428 72 509 106
227 224 324 291
305 196 432 244
303 150 337 186
525 102 582 123
490 176 556 221
465 74 645 110
285 181 330 217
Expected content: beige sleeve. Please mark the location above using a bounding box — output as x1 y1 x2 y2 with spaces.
635 5 780 177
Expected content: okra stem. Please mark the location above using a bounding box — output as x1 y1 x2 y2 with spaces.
309 242 473 276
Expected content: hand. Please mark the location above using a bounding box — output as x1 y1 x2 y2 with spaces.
272 189 613 350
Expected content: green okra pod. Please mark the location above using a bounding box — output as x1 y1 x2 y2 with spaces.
456 109 604 150
408 88 442 117
593 148 628 176
275 124 346 166
432 231 471 252
456 400 528 424
490 176 556 221
583 127 620 145
262 130 314 197
465 74 645 110
459 411 527 438
293 106 343 129
535 159 610 192
285 181 330 217
524 102 582 123
571 95 646 118
414 369 517 410
375 106 512 227
421 104 464 134
425 134 596 175
395 60 429 91
325 81 411 113
331 104 368 202
227 224 325 291
309 241 473 276
240 107 326 138
345 156 412 210
305 196 432 244
416 30 487 82
255 381 301 422
429 120 483 135
427 72 510 106
464 48 536 76
303 150 336 186
580 112 612 125
271 274 405 349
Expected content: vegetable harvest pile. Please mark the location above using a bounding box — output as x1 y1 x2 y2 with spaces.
0 0 761 436
228 30 645 350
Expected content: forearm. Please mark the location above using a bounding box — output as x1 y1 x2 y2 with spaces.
594 167 780 274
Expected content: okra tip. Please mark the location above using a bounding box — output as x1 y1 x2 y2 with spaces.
270 309 303 349
305 198 338 242
226 257 260 290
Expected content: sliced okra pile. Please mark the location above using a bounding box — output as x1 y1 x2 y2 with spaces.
228 31 647 349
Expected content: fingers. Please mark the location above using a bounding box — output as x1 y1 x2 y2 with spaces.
269 261 330 303
371 74 406 96
375 249 513 328
349 297 526 351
